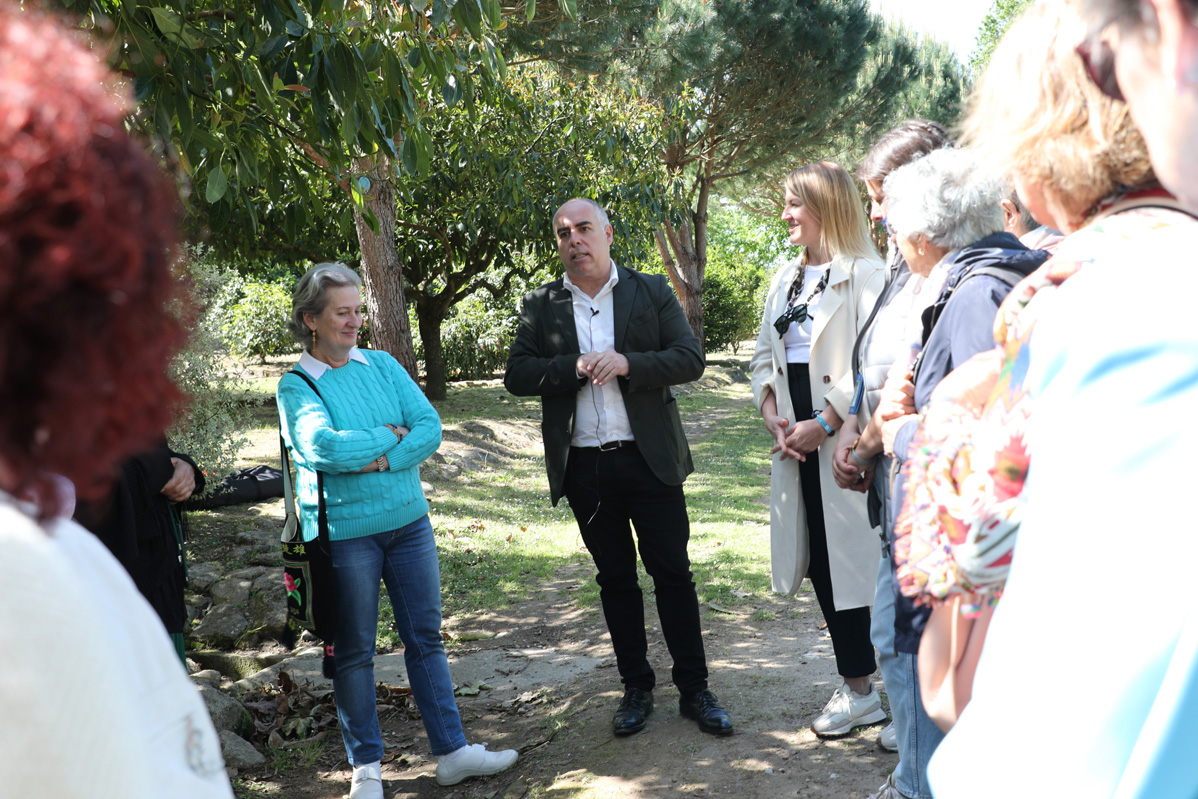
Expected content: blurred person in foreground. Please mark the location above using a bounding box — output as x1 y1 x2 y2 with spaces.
895 0 1161 678
749 162 886 739
0 3 231 796
75 442 206 664
1080 0 1198 208
277 263 517 797
922 0 1198 796
871 147 1048 797
831 120 952 797
1001 182 1065 252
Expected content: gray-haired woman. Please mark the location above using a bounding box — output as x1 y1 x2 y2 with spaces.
277 263 517 798
878 149 1050 465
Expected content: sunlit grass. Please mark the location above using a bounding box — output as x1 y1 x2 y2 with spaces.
373 365 778 648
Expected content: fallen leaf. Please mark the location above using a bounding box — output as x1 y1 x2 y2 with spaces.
502 778 529 799
707 602 735 614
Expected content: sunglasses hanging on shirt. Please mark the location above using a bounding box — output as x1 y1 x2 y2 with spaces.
774 266 829 337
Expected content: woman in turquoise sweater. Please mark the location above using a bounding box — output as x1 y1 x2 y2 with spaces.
278 263 517 799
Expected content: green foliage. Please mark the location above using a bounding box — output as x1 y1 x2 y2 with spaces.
413 293 515 383
886 23 970 130
61 0 507 246
633 0 944 341
412 261 553 382
701 269 755 354
168 254 257 487
648 0 922 196
217 280 298 363
397 64 678 397
700 204 785 353
971 0 1036 75
500 0 663 72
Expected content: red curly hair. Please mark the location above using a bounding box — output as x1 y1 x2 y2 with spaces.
0 4 189 518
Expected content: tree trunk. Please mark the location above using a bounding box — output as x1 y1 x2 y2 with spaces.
655 216 705 347
353 155 419 382
414 294 453 402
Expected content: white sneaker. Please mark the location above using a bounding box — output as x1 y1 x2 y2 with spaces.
810 682 887 737
435 743 518 787
349 761 383 799
877 721 898 752
867 775 909 799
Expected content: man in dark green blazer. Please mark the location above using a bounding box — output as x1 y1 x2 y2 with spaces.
505 198 733 738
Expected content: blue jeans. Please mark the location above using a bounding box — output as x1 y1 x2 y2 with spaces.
871 552 945 799
330 516 467 763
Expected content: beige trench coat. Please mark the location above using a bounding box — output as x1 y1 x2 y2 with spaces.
750 253 884 610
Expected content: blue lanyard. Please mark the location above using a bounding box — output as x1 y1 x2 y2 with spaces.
849 374 865 415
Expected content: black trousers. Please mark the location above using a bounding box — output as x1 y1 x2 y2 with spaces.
788 363 877 679
564 443 709 695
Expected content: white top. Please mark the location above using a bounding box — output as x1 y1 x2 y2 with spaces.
298 346 370 379
564 263 634 447
0 493 232 798
781 262 830 364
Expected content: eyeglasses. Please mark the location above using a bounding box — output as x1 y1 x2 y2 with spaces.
1075 11 1137 103
773 302 811 337
882 218 899 238
1076 37 1123 102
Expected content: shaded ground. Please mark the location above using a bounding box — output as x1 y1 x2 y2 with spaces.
233 573 895 799
193 355 896 799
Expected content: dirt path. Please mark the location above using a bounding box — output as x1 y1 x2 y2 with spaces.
237 566 894 799
230 361 896 799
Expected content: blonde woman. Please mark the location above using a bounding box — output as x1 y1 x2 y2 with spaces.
750 161 886 736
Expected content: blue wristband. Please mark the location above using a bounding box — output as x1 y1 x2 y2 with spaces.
813 411 835 436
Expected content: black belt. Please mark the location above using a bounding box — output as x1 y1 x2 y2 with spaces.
575 440 636 452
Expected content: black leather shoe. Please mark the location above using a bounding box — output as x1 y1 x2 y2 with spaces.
680 689 734 735
612 687 653 736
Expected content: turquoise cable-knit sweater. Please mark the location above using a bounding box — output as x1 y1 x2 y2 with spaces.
277 349 441 541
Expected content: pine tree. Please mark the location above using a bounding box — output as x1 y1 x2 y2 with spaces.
640 0 924 340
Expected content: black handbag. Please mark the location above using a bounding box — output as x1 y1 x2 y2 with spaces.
279 369 339 678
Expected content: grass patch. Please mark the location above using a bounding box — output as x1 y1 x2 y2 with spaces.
408 370 775 639
193 356 781 651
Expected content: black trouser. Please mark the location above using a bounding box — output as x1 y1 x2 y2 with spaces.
564 443 709 696
788 362 877 679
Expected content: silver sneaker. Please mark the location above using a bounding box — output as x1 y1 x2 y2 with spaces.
867 775 909 799
810 682 887 737
877 721 898 752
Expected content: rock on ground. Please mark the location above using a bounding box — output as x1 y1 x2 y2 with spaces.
192 603 249 648
198 684 246 731
219 730 265 768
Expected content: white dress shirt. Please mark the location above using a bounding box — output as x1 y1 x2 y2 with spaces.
564 263 634 447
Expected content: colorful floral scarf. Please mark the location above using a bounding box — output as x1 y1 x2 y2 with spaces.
892 200 1183 615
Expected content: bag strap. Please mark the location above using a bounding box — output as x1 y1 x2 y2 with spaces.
281 369 333 556
912 263 1029 385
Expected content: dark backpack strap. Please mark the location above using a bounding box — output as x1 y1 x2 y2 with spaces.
912 265 1027 385
956 264 1025 291
282 369 333 556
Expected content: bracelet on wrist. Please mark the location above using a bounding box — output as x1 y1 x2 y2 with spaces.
812 411 835 436
376 455 387 472
849 437 879 467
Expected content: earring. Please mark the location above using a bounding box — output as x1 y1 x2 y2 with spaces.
311 328 316 350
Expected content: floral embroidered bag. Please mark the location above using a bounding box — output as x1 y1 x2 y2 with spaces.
280 369 339 677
